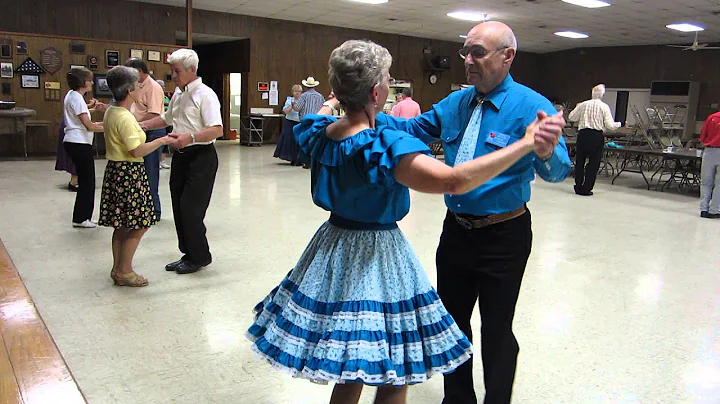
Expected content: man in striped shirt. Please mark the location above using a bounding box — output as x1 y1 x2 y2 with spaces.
294 76 326 120
568 84 621 196
293 76 326 168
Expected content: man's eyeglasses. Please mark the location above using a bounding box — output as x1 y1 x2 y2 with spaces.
458 46 509 60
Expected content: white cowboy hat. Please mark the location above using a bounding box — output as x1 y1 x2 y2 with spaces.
302 76 320 87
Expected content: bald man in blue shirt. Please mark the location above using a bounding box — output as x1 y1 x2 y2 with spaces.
321 21 571 404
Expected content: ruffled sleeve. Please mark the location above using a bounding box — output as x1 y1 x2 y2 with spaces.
363 126 431 186
294 114 431 186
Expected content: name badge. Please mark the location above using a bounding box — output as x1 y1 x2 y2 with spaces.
485 131 511 148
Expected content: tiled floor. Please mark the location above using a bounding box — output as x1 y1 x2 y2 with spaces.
0 142 718 403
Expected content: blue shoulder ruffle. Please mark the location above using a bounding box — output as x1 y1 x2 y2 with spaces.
295 115 431 186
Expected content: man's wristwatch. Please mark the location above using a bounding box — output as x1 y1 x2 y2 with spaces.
322 101 338 114
189 133 196 144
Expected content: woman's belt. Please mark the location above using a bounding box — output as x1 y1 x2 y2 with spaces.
329 213 398 230
452 205 527 230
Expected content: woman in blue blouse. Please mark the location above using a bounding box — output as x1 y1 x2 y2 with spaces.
273 84 303 165
247 40 553 404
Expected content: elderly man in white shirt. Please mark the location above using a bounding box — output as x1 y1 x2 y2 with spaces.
568 84 621 196
140 49 223 274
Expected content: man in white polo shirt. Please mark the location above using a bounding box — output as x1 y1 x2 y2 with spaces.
140 48 223 274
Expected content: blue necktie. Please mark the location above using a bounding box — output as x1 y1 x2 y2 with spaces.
454 98 484 166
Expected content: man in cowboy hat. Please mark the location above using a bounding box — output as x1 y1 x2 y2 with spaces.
294 76 326 121
293 76 326 168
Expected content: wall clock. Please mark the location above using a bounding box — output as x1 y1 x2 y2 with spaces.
429 74 438 85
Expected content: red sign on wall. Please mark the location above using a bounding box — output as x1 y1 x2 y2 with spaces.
258 82 269 92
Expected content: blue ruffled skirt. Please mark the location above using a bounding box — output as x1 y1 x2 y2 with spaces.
246 221 473 386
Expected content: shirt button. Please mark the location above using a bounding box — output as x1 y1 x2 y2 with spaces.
457 204 461 208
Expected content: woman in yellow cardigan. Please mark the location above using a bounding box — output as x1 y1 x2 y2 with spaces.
99 66 170 287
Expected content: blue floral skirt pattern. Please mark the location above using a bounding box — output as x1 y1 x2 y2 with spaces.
246 222 472 386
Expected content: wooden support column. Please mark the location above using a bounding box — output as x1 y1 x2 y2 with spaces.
186 0 193 47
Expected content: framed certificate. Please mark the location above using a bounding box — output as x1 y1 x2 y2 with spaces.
147 50 161 62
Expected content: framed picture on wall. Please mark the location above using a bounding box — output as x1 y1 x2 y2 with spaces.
0 43 11 59
0 62 12 78
16 41 27 55
147 50 161 62
70 64 85 70
93 74 112 98
88 55 99 70
106 50 120 67
130 48 143 59
21 74 40 89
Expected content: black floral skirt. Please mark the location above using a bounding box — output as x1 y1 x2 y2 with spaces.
99 161 158 229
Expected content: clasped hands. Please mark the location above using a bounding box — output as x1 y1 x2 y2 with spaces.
162 132 193 149
526 111 565 159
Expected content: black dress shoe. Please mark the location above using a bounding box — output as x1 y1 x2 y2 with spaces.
68 182 79 192
165 257 188 271
175 260 210 274
701 211 720 219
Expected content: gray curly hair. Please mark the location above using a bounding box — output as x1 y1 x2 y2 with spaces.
328 40 393 113
106 66 139 102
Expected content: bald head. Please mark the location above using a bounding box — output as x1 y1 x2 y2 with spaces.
468 21 518 52
463 21 517 94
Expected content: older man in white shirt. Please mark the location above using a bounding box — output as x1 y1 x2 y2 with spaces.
140 49 223 274
568 84 621 196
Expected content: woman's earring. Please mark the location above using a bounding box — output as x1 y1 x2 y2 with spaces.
374 104 378 108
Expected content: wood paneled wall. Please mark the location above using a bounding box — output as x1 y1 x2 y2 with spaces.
0 32 178 156
537 46 720 120
0 0 547 156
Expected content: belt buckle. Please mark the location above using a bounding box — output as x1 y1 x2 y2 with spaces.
455 215 473 230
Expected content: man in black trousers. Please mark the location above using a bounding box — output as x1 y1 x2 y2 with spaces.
364 21 572 404
139 49 223 274
568 84 621 196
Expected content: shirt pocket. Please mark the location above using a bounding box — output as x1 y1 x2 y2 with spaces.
440 127 462 144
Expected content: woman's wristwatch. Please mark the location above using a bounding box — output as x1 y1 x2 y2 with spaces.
190 133 196 144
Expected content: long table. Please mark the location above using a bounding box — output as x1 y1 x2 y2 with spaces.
610 147 701 191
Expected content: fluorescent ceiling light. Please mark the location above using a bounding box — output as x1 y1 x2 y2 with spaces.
555 31 589 39
348 0 388 4
447 11 488 22
459 34 468 39
561 0 610 8
666 23 704 32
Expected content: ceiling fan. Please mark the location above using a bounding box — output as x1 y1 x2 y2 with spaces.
667 32 720 51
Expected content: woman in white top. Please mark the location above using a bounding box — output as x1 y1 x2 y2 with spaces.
63 67 104 228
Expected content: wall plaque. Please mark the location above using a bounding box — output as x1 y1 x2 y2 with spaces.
40 47 63 75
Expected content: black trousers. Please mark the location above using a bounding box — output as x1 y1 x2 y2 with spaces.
438 209 532 404
574 128 605 193
169 144 218 264
63 142 95 223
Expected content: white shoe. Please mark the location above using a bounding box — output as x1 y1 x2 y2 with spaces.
160 161 171 169
72 220 97 228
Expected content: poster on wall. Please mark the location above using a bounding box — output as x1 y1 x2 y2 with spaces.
270 81 277 91
258 82 269 92
269 90 278 106
0 62 12 78
21 74 40 89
